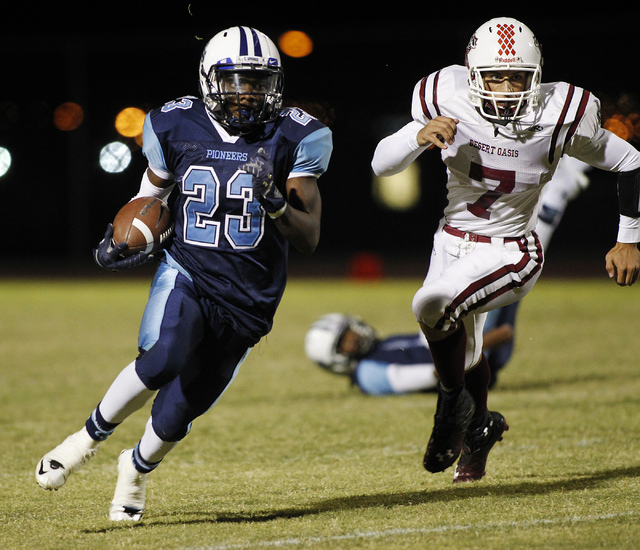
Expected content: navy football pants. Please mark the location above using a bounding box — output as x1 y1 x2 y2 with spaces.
135 260 251 441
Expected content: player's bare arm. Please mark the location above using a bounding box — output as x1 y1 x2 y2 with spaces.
481 323 514 350
416 116 459 149
146 167 174 189
605 242 640 286
274 176 322 254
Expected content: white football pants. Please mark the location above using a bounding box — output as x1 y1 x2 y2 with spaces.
412 220 543 369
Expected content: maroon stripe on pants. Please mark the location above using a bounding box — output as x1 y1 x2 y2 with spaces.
435 234 543 330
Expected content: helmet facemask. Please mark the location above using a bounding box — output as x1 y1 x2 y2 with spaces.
466 18 543 122
468 65 541 121
202 64 284 134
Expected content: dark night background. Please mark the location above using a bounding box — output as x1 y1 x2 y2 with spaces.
1 3 638 277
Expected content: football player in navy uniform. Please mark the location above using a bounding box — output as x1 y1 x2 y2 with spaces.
35 26 333 521
304 312 514 395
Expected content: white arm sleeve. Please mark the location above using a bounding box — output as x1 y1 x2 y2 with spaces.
386 363 439 393
371 120 430 177
130 166 175 203
617 215 640 243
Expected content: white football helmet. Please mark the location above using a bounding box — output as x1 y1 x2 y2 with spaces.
199 26 284 134
465 18 543 121
304 313 377 375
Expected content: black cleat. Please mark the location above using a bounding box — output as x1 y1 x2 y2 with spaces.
453 411 509 483
423 385 475 473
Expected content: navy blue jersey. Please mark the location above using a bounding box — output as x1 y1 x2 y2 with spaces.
142 98 332 343
366 334 433 365
353 333 434 395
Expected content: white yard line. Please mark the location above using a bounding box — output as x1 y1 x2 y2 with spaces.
184 510 636 550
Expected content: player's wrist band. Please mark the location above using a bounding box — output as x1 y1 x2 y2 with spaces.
268 202 287 219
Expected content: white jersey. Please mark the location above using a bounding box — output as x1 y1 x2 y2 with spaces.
373 65 640 239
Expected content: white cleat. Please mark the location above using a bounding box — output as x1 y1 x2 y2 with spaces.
35 428 100 490
109 449 148 521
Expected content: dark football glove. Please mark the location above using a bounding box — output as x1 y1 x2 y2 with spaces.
93 224 155 272
241 147 287 218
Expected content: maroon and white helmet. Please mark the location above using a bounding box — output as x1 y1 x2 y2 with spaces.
465 18 543 121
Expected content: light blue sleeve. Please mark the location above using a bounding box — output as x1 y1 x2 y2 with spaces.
141 115 170 175
291 126 333 177
354 360 395 395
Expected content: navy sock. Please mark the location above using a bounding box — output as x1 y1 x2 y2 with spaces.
132 442 162 474
85 403 120 442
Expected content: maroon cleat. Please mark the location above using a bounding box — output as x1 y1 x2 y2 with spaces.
423 385 475 473
453 411 509 483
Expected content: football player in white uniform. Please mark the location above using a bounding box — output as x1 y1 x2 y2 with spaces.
371 17 640 483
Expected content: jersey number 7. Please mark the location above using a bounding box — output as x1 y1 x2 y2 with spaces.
466 162 516 220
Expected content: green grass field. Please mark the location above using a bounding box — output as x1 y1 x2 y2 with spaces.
1 274 639 549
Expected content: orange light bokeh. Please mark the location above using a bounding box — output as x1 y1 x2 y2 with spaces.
53 102 84 131
604 113 635 142
115 107 146 139
278 30 313 58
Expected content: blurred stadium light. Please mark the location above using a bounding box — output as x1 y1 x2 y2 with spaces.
99 141 132 173
372 162 421 211
604 114 638 142
53 102 84 131
0 147 11 177
115 107 146 146
278 30 313 58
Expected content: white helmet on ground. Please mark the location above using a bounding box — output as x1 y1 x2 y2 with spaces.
465 17 543 121
199 26 284 134
304 314 377 375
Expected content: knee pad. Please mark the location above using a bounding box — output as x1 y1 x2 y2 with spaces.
412 279 457 328
136 339 194 390
151 413 192 442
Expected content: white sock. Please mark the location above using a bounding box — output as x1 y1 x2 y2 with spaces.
99 362 155 424
137 417 178 465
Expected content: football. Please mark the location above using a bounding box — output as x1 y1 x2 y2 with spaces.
112 197 173 257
